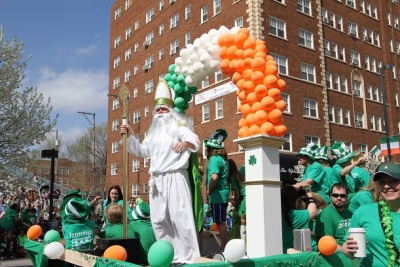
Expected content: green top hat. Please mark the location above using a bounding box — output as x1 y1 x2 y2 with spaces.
331 141 354 164
315 145 330 161
59 189 83 220
373 162 400 181
296 143 319 161
62 198 91 224
129 202 150 221
204 129 228 149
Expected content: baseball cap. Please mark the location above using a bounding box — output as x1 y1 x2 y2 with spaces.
373 162 400 181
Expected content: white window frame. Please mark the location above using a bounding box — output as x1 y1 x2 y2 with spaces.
111 163 118 175
112 141 119 153
170 39 179 55
159 48 164 60
125 27 132 39
303 99 318 118
300 63 315 82
185 4 191 19
145 106 150 117
185 32 192 45
297 0 311 15
281 93 290 113
133 110 141 123
201 5 208 23
271 53 288 75
113 77 120 89
213 0 221 15
170 13 179 29
269 16 286 38
299 28 314 49
125 48 132 61
159 24 165 35
145 79 154 94
202 103 210 122
146 8 155 24
215 99 223 119
132 184 139 197
133 159 140 172
124 70 131 83
112 119 119 132
112 99 120 110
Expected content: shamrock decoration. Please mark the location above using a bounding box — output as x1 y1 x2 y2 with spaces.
249 155 257 166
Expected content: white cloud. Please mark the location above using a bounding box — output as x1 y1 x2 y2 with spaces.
72 45 98 56
36 67 109 114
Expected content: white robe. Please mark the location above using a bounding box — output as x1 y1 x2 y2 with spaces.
126 126 201 263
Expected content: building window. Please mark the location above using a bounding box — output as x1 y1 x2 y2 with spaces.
111 163 118 175
305 135 319 145
145 106 150 117
202 76 210 88
348 21 358 37
159 24 165 35
336 107 343 124
112 99 120 110
143 183 149 193
185 4 191 19
201 5 208 23
215 70 223 83
328 105 335 122
185 32 192 45
133 159 140 172
145 31 155 46
281 133 292 151
112 141 119 153
114 7 121 20
145 55 154 69
215 99 223 119
133 110 141 123
213 0 221 15
112 119 119 131
269 17 286 38
202 104 210 122
124 70 131 83
134 20 139 30
352 80 361 97
146 8 155 24
113 77 120 89
188 117 194 127
134 65 139 75
355 112 364 128
281 93 290 113
235 17 243 28
299 29 313 49
271 53 288 75
297 0 311 15
113 56 121 69
170 39 179 55
144 157 150 168
159 0 164 10
134 42 139 52
170 13 179 29
344 109 351 125
303 99 318 118
145 80 154 94
159 48 164 60
125 48 132 61
126 27 132 39
358 144 368 154
300 63 315 82
133 88 138 98
132 184 139 197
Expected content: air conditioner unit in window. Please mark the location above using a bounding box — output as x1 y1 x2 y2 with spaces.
143 40 150 47
143 64 151 70
348 28 357 37
355 121 363 127
351 59 358 66
169 0 176 4
323 17 329 23
395 23 399 29
353 90 361 96
397 48 400 54
363 35 368 41
134 167 140 171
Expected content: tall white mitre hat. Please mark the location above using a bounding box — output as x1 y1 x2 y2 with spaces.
154 80 174 109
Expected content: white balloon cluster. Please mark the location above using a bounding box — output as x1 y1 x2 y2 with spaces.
174 26 240 87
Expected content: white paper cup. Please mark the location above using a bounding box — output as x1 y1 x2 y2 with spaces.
348 228 366 257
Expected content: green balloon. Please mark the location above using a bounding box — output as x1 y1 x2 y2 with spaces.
164 73 172 82
174 97 185 108
168 64 176 74
174 106 184 114
182 102 189 110
173 83 184 94
182 92 192 103
148 240 174 267
189 86 198 94
167 81 175 89
44 230 60 244
171 74 178 83
177 75 185 83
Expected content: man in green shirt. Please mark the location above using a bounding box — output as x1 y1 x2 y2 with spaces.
315 183 352 250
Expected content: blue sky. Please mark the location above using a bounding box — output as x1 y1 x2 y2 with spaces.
0 0 113 143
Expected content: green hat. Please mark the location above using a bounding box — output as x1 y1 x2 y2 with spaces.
296 143 319 161
130 202 150 221
373 162 400 181
204 129 228 149
315 146 330 161
62 198 91 223
59 189 83 220
331 142 354 164
135 197 143 205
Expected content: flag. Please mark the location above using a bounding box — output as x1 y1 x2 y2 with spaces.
379 136 400 156
369 145 382 157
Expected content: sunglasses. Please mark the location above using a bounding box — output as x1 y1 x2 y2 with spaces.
331 193 347 198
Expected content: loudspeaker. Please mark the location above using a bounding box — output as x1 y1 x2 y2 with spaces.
293 229 311 252
94 238 140 263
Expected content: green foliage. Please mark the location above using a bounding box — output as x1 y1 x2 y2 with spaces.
0 26 57 171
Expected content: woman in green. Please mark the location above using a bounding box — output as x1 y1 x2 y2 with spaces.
103 185 127 229
0 203 20 231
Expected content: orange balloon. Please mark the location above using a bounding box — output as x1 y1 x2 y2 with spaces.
266 59 278 66
237 90 247 102
246 92 259 106
235 49 245 60
246 113 256 126
260 122 275 135
268 88 283 101
218 35 227 47
277 78 287 91
242 81 255 93
251 102 263 113
243 58 253 69
224 34 236 47
249 124 261 135
234 33 248 49
242 69 253 80
318 236 337 256
255 84 268 98
254 109 268 125
251 57 266 72
243 36 257 50
266 55 275 61
221 58 231 74
227 46 238 59
243 48 255 59
239 117 247 128
103 245 128 261
219 46 228 59
238 126 250 138
268 109 283 123
261 95 276 111
251 71 265 85
232 72 243 84
27 225 42 240
254 44 267 53
240 103 252 117
274 124 287 137
275 100 287 111
234 60 245 73
264 75 278 88
265 64 278 76
256 40 266 46
254 51 267 59
236 78 246 89
229 59 237 73
237 28 250 37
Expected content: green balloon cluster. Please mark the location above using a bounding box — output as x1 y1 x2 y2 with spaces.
164 64 198 114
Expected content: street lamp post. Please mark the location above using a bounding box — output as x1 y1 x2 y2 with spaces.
380 64 393 161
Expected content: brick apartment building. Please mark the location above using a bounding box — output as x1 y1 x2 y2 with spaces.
106 0 400 200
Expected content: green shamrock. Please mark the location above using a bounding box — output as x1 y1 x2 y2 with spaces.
249 155 257 166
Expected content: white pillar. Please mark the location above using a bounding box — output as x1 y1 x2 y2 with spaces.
234 134 285 258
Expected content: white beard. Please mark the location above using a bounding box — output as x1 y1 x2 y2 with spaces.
146 113 179 157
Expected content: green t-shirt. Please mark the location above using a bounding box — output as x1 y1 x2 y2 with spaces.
206 155 229 204
331 164 369 193
302 162 330 203
0 208 18 229
105 223 135 239
103 200 132 228
315 204 352 245
62 220 95 251
344 202 400 267
129 220 157 264
348 190 373 214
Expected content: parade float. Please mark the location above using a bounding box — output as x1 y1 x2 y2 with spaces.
24 26 359 267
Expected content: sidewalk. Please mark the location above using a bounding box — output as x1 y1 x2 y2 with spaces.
0 258 34 267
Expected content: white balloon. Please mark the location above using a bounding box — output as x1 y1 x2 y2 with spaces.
181 66 189 75
179 49 190 62
223 239 246 263
193 38 201 48
192 62 204 72
200 53 212 64
211 36 220 45
188 66 195 75
174 66 181 74
175 57 184 66
185 76 197 87
208 28 219 39
218 25 230 36
210 60 222 71
230 26 240 34
44 242 65 260
189 53 200 62
208 45 221 60
200 34 210 46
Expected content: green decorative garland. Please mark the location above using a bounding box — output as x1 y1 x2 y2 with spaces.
378 199 400 266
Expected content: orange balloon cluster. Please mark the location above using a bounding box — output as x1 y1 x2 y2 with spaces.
103 245 128 261
218 28 287 138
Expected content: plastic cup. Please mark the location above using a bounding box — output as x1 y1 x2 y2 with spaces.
348 228 366 257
